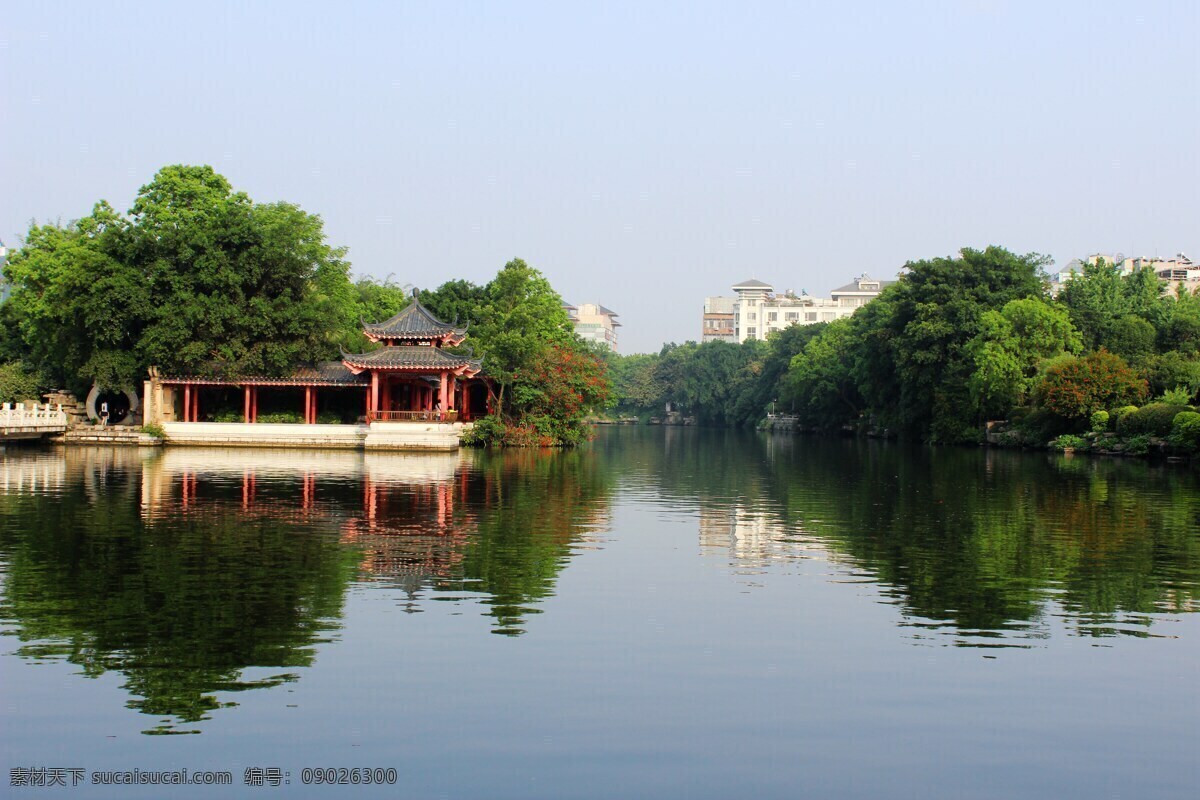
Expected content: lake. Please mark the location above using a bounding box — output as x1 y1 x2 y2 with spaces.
1 427 1197 798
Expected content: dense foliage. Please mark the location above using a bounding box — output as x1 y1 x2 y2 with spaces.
605 246 1200 450
2 166 364 392
423 260 611 445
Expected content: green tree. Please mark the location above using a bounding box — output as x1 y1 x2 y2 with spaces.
869 246 1049 440
967 297 1082 418
4 165 354 392
784 319 862 427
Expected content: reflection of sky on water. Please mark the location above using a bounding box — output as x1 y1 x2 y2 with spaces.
0 431 1198 799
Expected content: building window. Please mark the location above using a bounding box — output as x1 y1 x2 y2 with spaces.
748 313 756 321
767 312 778 322
746 327 756 338
805 312 817 322
785 312 798 321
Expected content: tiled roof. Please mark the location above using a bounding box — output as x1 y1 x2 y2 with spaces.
160 361 368 386
341 346 482 372
831 277 896 294
732 278 773 289
363 295 467 339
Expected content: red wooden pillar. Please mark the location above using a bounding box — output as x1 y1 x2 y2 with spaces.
462 380 472 420
183 384 192 422
382 377 392 413
244 387 251 422
251 387 258 423
312 388 318 423
370 372 380 418
446 375 456 412
192 387 200 422
305 386 313 424
438 372 447 413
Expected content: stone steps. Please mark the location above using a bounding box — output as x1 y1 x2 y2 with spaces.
55 427 162 446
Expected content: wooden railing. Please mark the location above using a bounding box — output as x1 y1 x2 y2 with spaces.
368 410 459 423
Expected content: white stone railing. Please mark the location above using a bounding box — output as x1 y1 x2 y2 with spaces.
0 403 70 434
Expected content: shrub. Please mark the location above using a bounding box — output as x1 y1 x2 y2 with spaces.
1037 350 1148 419
460 414 505 446
1169 411 1200 451
1089 410 1109 433
1158 386 1194 405
256 411 304 424
1050 434 1087 451
212 410 243 423
140 422 165 439
1112 405 1139 428
1117 403 1193 437
316 411 343 424
1015 406 1078 442
1123 434 1152 456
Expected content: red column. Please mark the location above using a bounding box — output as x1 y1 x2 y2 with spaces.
192 388 200 422
438 372 447 414
183 384 191 422
251 387 258 423
370 372 380 418
305 386 313 424
462 381 472 420
312 388 318 423
244 387 251 422
382 377 392 413
446 375 456 411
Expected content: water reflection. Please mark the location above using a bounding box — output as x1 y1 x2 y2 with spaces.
0 446 612 733
602 428 1200 646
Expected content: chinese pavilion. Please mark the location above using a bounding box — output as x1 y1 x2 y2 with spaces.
156 292 488 424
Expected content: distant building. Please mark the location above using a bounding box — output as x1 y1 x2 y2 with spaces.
725 275 893 343
1053 252 1198 295
0 243 9 303
569 302 621 352
702 296 736 342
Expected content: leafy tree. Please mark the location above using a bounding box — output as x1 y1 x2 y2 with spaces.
4 165 354 392
605 352 665 415
423 259 610 444
0 362 44 403
784 319 863 427
967 298 1081 418
860 246 1049 440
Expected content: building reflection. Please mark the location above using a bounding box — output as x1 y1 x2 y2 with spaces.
699 503 836 570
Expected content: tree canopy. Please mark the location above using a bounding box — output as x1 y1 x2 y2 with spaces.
3 165 357 392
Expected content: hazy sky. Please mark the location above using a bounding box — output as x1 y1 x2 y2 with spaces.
3 1 1197 353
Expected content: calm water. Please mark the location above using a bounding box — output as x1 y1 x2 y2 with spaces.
1 428 1198 798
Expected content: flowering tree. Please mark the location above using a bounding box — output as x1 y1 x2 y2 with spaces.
1037 350 1147 419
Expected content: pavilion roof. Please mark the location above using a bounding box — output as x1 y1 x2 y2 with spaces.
159 362 369 386
340 346 483 373
363 294 468 340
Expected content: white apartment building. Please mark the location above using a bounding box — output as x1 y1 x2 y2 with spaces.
727 276 893 343
568 302 621 351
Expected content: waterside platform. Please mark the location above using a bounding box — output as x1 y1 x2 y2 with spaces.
158 421 470 451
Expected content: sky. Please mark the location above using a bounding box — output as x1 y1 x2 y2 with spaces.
2 1 1197 353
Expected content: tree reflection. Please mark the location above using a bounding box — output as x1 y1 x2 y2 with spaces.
602 428 1200 643
0 449 358 733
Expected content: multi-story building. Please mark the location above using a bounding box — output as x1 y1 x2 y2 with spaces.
1054 252 1198 295
724 275 892 343
702 296 736 342
568 302 621 352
